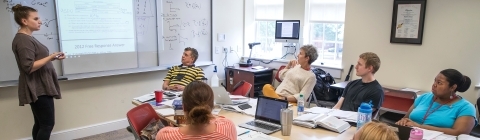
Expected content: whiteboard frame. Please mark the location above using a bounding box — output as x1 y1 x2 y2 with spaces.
0 0 213 84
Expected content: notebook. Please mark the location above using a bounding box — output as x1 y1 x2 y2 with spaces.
293 113 350 133
237 131 283 140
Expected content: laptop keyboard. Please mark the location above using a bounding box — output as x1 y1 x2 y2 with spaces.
246 121 279 131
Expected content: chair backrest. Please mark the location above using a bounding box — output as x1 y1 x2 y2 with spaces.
380 88 417 114
126 103 162 138
477 97 480 114
275 65 286 83
231 81 253 97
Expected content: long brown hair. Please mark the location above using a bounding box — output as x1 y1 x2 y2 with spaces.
182 81 214 126
11 4 37 26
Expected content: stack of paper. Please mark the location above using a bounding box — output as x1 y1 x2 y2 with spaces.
133 93 155 102
155 108 175 116
220 98 258 116
236 126 250 136
457 134 480 140
237 131 282 140
415 128 444 140
400 88 421 93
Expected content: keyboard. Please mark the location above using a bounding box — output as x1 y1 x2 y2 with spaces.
246 121 279 131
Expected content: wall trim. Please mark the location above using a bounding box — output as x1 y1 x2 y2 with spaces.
18 119 129 140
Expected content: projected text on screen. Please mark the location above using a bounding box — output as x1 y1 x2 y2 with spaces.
57 0 136 55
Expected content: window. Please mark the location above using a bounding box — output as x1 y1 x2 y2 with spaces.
307 0 346 65
250 0 284 59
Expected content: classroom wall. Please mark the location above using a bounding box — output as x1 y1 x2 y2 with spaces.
243 0 343 78
342 0 480 103
0 0 244 139
245 0 480 104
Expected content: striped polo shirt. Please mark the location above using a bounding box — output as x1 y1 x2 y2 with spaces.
164 64 204 86
156 117 237 140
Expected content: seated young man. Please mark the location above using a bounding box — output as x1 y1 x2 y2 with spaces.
162 47 205 91
262 45 318 102
333 52 384 112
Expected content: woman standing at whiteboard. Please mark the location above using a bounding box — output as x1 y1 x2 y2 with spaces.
11 4 65 140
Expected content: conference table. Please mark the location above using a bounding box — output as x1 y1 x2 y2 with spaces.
131 100 358 140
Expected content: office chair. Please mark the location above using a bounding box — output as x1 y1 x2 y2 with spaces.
231 80 253 97
127 103 171 140
469 97 480 137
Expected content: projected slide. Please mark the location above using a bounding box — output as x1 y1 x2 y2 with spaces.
57 0 136 55
56 0 138 74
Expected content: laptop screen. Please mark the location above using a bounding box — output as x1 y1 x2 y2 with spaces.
255 96 288 124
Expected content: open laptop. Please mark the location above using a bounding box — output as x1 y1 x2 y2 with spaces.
385 122 413 140
211 87 249 105
238 96 288 134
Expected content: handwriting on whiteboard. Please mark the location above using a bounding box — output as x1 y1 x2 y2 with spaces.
30 0 47 7
32 32 58 41
40 18 56 27
136 0 154 17
161 0 210 50
185 2 201 10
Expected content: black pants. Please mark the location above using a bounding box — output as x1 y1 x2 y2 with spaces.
30 95 55 140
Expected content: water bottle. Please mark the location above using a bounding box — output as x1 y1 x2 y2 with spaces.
210 65 219 87
356 102 372 130
297 94 305 116
409 128 423 140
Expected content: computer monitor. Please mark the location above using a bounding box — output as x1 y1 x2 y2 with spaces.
275 20 300 43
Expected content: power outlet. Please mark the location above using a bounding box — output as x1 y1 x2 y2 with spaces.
223 47 228 53
215 46 221 54
229 46 235 53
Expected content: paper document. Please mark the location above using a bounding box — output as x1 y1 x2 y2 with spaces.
236 127 250 136
433 134 456 140
212 108 221 115
159 97 182 107
415 128 443 140
457 134 480 140
155 108 174 116
329 109 357 121
229 95 248 99
305 107 333 114
134 93 155 102
401 88 421 93
238 131 282 140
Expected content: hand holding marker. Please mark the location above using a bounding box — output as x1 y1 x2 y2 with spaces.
55 52 66 59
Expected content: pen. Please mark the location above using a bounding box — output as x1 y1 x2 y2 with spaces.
238 130 250 136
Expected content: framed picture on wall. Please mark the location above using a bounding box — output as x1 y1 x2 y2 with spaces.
390 0 427 44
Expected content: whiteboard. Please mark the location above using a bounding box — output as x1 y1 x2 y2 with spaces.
157 0 212 66
0 0 62 82
0 0 212 83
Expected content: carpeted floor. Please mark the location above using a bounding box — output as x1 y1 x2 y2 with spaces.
75 128 135 140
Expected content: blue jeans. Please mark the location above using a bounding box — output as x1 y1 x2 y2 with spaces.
30 95 55 140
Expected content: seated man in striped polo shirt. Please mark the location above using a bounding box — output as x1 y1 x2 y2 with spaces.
162 47 205 91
